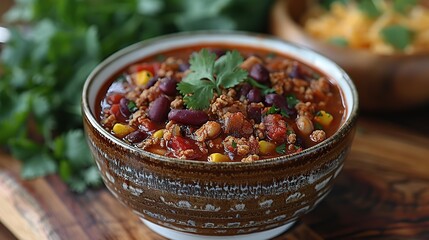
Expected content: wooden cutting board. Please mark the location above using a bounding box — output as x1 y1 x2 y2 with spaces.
1 118 429 240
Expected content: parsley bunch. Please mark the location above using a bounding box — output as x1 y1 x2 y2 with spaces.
0 0 273 192
178 49 248 110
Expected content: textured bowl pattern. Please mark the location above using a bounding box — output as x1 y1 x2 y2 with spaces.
82 32 358 236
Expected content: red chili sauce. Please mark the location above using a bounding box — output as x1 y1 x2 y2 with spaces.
97 45 346 162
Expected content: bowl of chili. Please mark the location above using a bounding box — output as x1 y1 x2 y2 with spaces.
82 31 358 239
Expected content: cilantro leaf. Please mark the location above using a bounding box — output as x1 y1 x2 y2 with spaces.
178 80 215 110
380 25 414 50
358 0 382 18
266 105 290 118
214 50 247 89
178 49 248 109
275 143 286 154
186 49 216 84
266 105 279 115
286 94 300 109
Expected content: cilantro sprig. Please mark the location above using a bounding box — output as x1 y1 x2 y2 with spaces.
178 49 248 110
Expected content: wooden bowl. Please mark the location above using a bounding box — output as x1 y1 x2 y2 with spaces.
81 31 358 239
270 0 429 111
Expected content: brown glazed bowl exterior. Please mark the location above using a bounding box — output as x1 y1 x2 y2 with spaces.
82 31 358 237
270 0 429 111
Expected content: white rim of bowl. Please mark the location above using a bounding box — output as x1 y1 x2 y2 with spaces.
82 30 359 166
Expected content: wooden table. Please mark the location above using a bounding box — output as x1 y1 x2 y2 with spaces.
1 111 429 239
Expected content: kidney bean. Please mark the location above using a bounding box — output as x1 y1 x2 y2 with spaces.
249 63 269 83
240 83 252 97
125 130 147 143
247 105 262 123
265 94 286 108
178 63 190 72
168 109 208 126
211 49 226 58
289 62 302 79
119 98 131 117
144 76 158 89
265 94 297 118
284 107 297 119
159 77 177 96
247 88 262 103
148 95 171 123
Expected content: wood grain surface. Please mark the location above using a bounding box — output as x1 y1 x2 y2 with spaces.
1 118 429 240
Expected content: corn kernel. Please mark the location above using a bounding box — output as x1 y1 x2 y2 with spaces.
134 70 153 86
208 153 230 162
314 110 333 127
153 129 165 139
112 123 135 138
259 140 276 155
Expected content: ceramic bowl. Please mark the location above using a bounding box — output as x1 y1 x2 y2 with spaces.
270 0 429 111
82 31 358 240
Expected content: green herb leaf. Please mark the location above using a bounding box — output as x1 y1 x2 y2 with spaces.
266 105 290 118
314 122 324 130
178 49 248 109
178 81 215 110
358 0 382 18
393 0 418 14
127 101 138 113
380 25 414 50
328 37 349 47
286 94 300 109
232 140 237 148
266 105 279 115
214 50 248 89
280 108 290 118
275 143 286 154
247 78 275 95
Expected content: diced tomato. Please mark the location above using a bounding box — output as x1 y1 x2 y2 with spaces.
168 136 203 160
131 63 161 76
264 114 288 143
138 118 157 133
110 104 127 123
107 93 124 105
